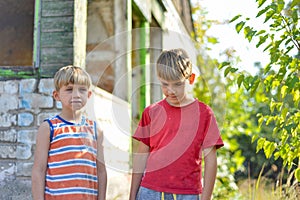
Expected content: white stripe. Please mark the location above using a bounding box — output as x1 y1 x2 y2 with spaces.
45 187 98 196
48 159 96 169
46 173 97 182
49 145 97 156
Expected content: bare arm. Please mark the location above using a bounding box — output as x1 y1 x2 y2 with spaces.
96 127 107 200
32 122 50 200
201 146 217 200
129 141 149 200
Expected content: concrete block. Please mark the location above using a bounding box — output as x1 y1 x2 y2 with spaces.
37 112 59 126
0 145 17 159
17 130 36 144
19 79 37 95
0 113 17 128
16 144 32 160
0 94 18 112
0 179 32 200
0 81 4 93
4 80 19 94
16 162 33 177
0 129 17 143
18 113 34 127
39 78 54 95
0 162 16 181
19 93 53 110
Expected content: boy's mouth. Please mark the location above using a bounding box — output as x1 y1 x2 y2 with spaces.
70 100 82 103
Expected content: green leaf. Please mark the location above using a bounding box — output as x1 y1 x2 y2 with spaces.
258 116 264 127
263 43 272 52
237 74 244 87
230 67 238 73
256 34 268 48
256 137 266 153
281 107 289 119
276 0 285 13
286 76 299 88
264 10 275 23
280 85 288 99
263 141 276 159
235 21 245 33
292 9 298 23
295 168 300 182
293 89 300 105
224 66 232 77
270 99 276 113
250 78 260 96
207 37 218 44
252 134 259 143
229 14 242 23
291 0 300 8
256 30 266 36
219 62 230 69
256 6 270 17
263 64 271 74
257 0 268 8
243 76 253 91
244 26 257 42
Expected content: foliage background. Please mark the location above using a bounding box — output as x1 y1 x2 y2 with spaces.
191 0 299 199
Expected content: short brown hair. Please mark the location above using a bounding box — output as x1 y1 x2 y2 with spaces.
53 65 92 91
156 48 192 81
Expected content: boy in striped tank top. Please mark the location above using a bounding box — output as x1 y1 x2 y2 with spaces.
32 66 107 200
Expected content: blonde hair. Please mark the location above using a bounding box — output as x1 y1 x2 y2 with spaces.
53 65 92 91
156 48 192 81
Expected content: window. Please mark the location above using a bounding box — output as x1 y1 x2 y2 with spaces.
0 0 34 66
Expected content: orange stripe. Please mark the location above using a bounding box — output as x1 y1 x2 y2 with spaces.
48 151 96 162
46 179 98 189
45 193 97 200
50 139 97 150
47 166 97 176
53 126 94 136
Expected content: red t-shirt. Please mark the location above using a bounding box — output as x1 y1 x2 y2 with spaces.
133 99 224 194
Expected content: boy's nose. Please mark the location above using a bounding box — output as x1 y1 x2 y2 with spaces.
167 86 175 94
72 89 80 96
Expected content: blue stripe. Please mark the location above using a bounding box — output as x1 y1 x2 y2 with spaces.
48 159 96 168
52 132 96 142
45 187 98 195
46 173 97 182
49 145 97 156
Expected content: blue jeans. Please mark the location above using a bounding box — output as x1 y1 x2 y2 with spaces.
136 186 201 200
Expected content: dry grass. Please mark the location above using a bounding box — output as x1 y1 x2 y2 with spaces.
237 177 299 200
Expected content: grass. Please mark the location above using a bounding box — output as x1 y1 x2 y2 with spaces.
237 167 299 200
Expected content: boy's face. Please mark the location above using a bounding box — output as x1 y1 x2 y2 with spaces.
53 83 92 111
159 78 188 106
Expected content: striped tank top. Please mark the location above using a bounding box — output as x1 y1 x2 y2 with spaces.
45 115 98 199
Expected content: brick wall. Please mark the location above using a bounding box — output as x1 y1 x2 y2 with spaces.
0 78 58 199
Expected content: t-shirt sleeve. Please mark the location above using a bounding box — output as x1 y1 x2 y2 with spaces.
202 107 224 149
132 107 151 146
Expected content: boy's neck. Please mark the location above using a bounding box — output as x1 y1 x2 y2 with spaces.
166 96 195 107
59 110 83 123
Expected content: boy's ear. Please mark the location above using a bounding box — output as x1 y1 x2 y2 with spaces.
189 73 195 84
88 90 92 98
53 90 60 101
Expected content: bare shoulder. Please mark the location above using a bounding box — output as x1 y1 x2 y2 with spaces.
37 121 50 135
35 121 51 145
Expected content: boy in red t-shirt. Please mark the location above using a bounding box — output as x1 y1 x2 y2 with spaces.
129 49 224 200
